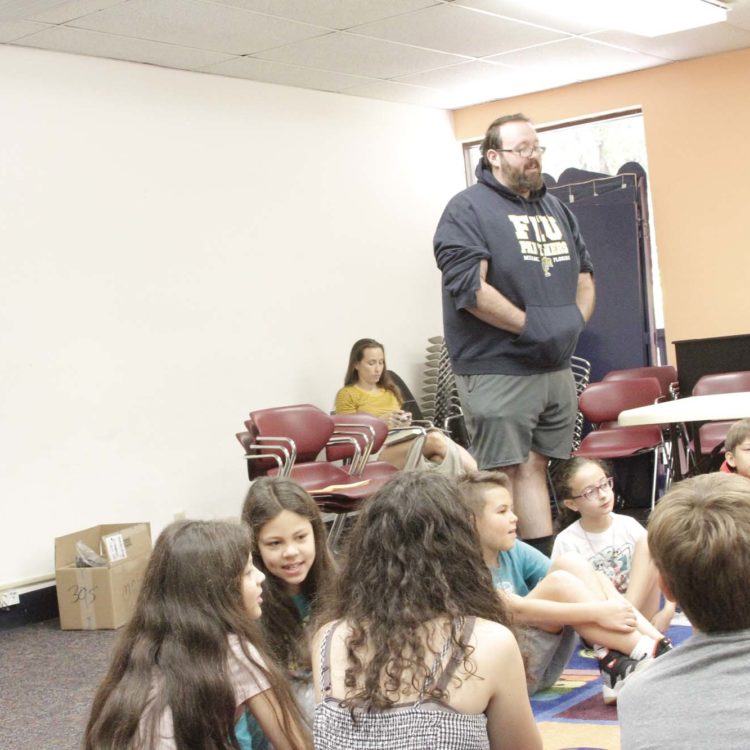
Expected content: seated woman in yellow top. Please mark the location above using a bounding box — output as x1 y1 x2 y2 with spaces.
334 338 476 475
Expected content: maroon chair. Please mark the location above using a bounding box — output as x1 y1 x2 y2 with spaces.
575 377 667 508
236 428 286 480
690 371 750 457
603 365 679 400
603 365 685 474
242 404 390 548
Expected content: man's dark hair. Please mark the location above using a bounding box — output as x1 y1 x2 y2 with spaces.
479 113 532 165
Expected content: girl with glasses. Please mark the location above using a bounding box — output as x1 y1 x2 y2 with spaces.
552 457 675 632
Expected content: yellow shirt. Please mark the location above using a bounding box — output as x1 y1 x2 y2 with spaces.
334 385 401 418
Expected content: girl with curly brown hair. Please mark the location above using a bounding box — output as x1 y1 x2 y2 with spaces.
311 471 541 750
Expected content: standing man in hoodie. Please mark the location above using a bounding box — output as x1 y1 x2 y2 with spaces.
434 114 595 556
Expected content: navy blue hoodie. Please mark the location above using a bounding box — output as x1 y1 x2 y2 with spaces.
434 160 594 375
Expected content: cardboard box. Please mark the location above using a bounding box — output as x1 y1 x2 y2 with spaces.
55 523 152 630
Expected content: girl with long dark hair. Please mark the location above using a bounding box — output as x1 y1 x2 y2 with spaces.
241 477 335 720
311 471 541 749
334 338 476 475
84 520 311 750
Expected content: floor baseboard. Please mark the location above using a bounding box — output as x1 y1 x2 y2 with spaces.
0 585 58 630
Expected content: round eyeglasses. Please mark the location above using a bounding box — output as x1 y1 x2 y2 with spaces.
570 476 614 502
497 145 546 159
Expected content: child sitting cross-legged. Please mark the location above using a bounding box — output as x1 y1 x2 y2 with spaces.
458 471 672 704
551 457 675 632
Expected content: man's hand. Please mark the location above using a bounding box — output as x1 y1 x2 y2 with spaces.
468 259 526 334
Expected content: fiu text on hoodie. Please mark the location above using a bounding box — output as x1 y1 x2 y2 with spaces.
434 160 594 376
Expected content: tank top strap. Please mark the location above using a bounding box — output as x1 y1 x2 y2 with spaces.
434 616 477 694
319 620 343 696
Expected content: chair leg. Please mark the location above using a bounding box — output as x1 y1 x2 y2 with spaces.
327 514 348 552
650 447 659 511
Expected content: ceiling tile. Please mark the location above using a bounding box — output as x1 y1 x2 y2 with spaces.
210 0 440 30
3 0 747 111
15 24 235 69
588 24 750 61
397 59 582 105
0 0 69 22
0 19 50 41
452 0 608 35
485 37 669 82
339 78 454 108
28 0 126 24
255 30 468 78
200 55 373 92
395 59 513 89
350 3 568 58
69 0 329 55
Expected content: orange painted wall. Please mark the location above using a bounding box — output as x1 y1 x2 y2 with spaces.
452 48 750 363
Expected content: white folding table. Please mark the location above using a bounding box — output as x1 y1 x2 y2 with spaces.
618 391 750 478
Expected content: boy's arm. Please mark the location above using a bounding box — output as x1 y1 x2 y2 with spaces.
502 591 637 632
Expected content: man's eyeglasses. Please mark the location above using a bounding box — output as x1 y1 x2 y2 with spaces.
496 145 546 159
570 476 614 502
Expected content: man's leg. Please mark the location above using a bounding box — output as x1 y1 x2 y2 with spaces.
519 369 579 553
504 450 553 540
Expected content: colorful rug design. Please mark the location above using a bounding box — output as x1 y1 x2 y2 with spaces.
530 624 692 749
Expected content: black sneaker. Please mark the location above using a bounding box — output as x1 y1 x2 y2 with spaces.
654 636 673 658
597 649 647 705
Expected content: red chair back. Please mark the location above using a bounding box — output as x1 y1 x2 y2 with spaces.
692 371 750 396
603 365 678 399
250 404 334 463
579 377 662 425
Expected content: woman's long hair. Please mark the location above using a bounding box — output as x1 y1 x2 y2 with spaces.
241 477 335 674
552 456 612 530
317 471 512 711
84 520 309 750
342 338 402 401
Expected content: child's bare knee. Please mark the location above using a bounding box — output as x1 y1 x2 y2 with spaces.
550 551 589 575
544 569 581 598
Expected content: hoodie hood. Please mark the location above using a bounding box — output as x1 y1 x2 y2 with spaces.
474 157 547 203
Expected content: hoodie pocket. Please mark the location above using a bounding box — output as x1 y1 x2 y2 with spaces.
514 304 585 369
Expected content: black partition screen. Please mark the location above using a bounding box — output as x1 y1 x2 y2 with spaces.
546 164 656 383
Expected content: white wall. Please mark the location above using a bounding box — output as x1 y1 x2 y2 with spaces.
0 45 465 588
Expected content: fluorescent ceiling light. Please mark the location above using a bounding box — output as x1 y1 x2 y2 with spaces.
534 0 727 37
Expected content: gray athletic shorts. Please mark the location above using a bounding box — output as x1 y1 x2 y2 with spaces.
455 370 577 469
518 624 578 695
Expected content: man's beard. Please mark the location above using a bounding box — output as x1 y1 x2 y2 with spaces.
500 156 543 195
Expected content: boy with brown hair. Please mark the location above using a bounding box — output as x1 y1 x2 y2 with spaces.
619 473 750 749
458 471 671 704
724 417 750 478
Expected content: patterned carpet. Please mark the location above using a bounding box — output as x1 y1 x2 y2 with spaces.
0 617 692 750
530 622 693 750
